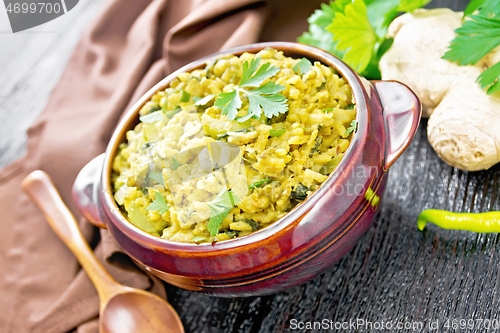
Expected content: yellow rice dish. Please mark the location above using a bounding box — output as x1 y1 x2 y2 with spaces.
112 48 356 243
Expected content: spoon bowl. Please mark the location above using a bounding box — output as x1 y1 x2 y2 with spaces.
22 170 184 333
101 289 182 333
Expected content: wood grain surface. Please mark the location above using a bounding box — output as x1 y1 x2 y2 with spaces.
3 1 497 332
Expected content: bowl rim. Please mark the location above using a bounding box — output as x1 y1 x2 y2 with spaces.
100 41 369 252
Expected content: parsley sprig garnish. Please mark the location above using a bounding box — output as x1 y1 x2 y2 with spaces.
146 192 170 214
463 0 500 18
443 3 500 95
297 0 432 78
443 15 500 66
214 57 288 122
207 188 242 236
327 0 378 73
298 0 500 94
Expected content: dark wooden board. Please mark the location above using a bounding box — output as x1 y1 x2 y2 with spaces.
4 0 498 332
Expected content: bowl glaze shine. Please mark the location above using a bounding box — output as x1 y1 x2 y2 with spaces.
73 42 421 297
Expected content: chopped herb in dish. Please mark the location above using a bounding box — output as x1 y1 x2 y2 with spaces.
292 57 313 75
344 120 358 136
249 179 272 189
146 192 170 214
269 128 286 137
207 189 241 236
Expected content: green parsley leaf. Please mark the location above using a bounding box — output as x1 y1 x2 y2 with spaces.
214 90 242 120
144 198 167 217
365 0 431 38
477 61 500 94
146 192 170 214
240 58 280 87
298 0 431 79
248 81 286 95
396 0 432 13
140 111 166 123
207 189 241 236
316 0 350 26
249 179 271 189
180 90 191 103
365 0 400 37
170 157 180 170
194 94 215 106
239 57 261 86
292 58 313 75
364 0 431 38
464 0 486 16
214 58 288 122
443 4 500 95
297 1 348 60
465 0 500 17
323 107 334 113
269 128 286 137
482 0 500 17
442 15 500 65
487 78 500 95
327 0 379 73
243 82 287 121
148 171 165 186
344 120 358 136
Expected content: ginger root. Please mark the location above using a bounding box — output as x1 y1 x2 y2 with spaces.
379 8 500 171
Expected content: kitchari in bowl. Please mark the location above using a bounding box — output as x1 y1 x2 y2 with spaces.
112 48 356 243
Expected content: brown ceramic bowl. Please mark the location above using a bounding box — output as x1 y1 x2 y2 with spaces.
72 42 421 297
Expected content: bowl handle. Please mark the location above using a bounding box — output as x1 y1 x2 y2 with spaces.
372 80 422 170
72 153 107 229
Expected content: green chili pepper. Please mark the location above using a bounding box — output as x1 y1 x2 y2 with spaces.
417 209 500 232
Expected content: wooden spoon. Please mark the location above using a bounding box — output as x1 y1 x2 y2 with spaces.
22 170 184 333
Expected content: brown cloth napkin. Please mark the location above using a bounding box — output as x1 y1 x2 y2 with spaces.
0 0 326 332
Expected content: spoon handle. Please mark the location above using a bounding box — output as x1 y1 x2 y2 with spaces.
22 170 120 302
